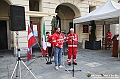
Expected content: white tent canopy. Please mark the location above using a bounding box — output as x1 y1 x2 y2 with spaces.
73 0 120 48
73 0 120 25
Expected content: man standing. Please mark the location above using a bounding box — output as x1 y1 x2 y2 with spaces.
66 28 78 65
106 30 112 43
52 27 64 70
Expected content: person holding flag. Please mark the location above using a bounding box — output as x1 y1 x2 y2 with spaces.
27 25 38 62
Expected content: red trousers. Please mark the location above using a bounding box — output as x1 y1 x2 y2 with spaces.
67 47 77 59
107 38 111 43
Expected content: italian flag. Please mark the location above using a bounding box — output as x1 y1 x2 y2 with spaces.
42 22 47 57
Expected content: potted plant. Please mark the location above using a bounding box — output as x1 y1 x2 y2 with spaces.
85 20 101 50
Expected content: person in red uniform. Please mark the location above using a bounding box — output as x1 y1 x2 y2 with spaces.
52 27 64 70
66 28 78 65
46 32 53 64
106 30 112 43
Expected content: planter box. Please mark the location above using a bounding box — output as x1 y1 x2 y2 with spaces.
85 40 101 50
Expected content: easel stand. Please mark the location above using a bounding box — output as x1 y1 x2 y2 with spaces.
10 31 37 79
65 39 81 77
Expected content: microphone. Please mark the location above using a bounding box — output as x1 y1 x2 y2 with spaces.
72 36 74 38
71 36 74 41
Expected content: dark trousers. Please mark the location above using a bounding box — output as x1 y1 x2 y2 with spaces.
47 46 53 57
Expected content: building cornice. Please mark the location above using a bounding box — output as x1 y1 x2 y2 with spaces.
26 11 56 17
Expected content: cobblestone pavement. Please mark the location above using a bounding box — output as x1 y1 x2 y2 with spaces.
0 49 120 79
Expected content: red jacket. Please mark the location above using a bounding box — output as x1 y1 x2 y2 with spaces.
46 35 52 43
107 32 112 39
52 32 64 48
66 33 78 47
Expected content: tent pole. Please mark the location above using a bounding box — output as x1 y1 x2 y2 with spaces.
118 16 120 58
119 17 120 48
103 21 105 38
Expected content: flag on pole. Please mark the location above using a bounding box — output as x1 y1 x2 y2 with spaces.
42 22 47 57
57 20 60 28
28 24 38 61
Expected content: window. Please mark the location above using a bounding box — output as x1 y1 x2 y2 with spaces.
83 25 89 33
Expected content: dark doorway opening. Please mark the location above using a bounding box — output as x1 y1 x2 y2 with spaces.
0 20 8 50
69 22 76 33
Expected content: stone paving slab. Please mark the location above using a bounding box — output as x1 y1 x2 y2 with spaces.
0 49 120 79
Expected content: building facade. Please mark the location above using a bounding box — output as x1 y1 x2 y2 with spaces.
0 0 118 51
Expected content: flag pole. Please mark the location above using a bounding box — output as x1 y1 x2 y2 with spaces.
37 43 42 51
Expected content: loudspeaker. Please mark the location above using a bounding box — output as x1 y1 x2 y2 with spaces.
8 5 26 31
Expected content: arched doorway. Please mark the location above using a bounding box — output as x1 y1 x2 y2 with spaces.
0 0 11 50
55 3 80 34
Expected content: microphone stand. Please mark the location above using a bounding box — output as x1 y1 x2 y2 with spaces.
63 41 71 74
65 38 81 77
10 31 37 79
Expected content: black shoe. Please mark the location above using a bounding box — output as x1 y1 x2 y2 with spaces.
73 62 77 65
46 62 52 64
49 62 52 64
68 63 71 66
46 62 49 64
